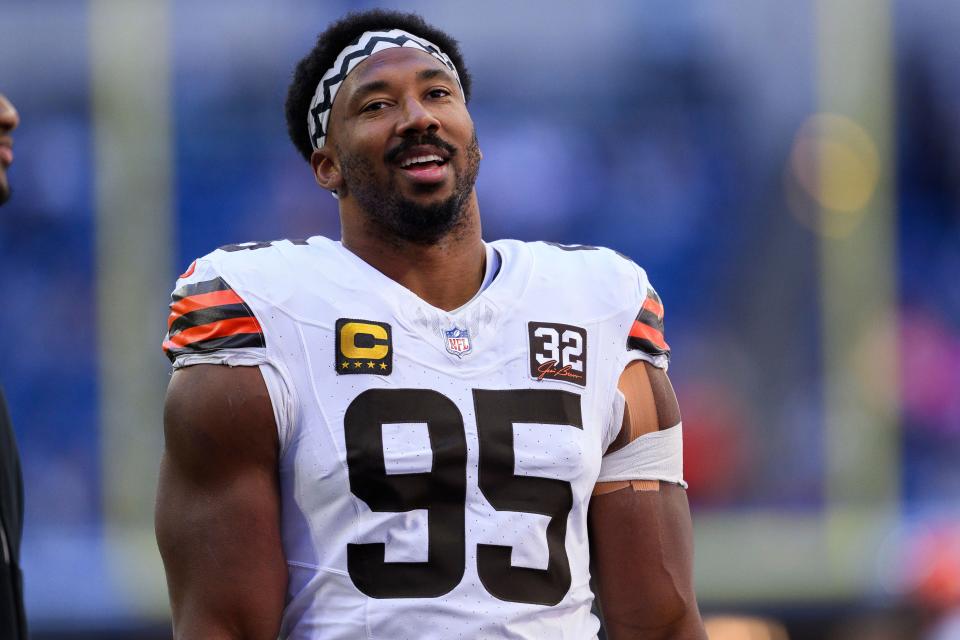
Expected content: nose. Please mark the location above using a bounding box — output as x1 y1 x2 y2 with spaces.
395 96 440 137
0 94 19 134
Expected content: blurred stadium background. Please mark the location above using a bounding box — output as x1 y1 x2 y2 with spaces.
1 0 959 638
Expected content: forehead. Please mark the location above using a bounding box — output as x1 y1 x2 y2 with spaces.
340 47 452 96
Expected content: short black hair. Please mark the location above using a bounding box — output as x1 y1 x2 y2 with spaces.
285 9 472 163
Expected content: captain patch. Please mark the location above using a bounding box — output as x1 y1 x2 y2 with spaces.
336 318 393 375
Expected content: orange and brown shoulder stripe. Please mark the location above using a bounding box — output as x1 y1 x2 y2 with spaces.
627 287 669 356
162 276 264 362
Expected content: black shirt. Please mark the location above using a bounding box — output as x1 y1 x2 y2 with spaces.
0 388 26 638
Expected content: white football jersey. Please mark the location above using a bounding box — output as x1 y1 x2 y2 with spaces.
163 237 671 640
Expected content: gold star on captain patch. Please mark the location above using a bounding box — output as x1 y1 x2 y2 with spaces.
334 318 394 376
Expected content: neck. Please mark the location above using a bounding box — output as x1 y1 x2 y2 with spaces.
340 192 486 311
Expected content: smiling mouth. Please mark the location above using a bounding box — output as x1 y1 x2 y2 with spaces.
391 142 452 165
398 153 447 170
390 144 452 185
397 158 449 185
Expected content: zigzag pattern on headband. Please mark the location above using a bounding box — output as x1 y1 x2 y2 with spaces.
307 29 462 151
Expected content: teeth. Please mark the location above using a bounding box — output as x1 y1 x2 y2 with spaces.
400 154 443 168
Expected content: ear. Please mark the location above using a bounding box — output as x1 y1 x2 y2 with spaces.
311 148 343 194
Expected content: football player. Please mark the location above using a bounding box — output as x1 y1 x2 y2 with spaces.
156 10 705 639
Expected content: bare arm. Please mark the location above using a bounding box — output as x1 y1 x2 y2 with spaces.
589 362 705 640
156 364 287 639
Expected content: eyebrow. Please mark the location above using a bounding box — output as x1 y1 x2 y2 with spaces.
416 68 454 83
349 79 390 107
348 67 458 108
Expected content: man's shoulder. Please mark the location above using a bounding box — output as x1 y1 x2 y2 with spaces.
496 239 638 272
493 239 649 320
193 235 333 271
498 239 644 288
163 237 345 364
0 387 23 554
166 236 350 324
176 235 339 291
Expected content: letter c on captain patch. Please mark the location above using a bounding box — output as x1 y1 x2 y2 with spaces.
335 318 393 375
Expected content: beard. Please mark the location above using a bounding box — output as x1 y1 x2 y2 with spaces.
337 131 481 246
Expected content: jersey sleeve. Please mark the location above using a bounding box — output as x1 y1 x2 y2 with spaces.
596 272 684 485
625 281 671 371
162 258 267 368
161 257 299 452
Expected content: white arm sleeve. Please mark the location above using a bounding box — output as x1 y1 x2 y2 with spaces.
596 422 687 488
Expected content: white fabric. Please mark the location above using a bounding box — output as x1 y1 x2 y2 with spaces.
447 244 501 314
602 388 628 455
596 423 687 488
618 336 670 372
479 243 501 292
307 28 463 152
166 238 662 640
171 350 296 456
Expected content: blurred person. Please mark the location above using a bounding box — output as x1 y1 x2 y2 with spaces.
155 10 704 640
0 92 28 639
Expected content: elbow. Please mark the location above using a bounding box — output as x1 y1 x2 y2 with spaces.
603 588 704 640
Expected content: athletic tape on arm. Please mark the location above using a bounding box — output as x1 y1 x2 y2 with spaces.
596 422 687 488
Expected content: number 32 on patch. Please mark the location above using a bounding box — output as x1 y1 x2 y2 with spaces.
528 322 587 387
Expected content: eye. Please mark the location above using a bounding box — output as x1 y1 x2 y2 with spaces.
361 100 390 113
428 88 451 99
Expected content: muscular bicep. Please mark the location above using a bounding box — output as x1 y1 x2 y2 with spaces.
156 364 286 640
589 362 704 638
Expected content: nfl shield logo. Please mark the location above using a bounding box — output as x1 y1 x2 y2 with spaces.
444 327 472 358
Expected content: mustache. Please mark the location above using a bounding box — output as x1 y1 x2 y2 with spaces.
385 133 457 164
